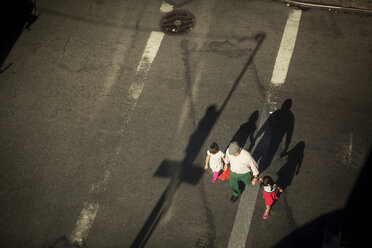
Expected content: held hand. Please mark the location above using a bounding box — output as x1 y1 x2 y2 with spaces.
223 164 228 171
251 177 258 185
279 189 284 193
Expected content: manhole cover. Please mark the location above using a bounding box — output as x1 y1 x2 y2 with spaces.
160 10 195 34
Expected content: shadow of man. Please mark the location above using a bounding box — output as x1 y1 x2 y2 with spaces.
252 99 295 173
229 110 259 151
276 141 305 191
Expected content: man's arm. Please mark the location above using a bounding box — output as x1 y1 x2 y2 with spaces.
248 154 259 184
223 153 230 171
249 156 259 177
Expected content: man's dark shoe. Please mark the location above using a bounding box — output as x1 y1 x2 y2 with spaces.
230 195 239 203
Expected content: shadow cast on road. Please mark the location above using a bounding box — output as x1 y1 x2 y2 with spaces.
276 141 305 192
0 0 39 72
252 99 295 174
130 33 266 248
273 148 371 248
230 110 259 151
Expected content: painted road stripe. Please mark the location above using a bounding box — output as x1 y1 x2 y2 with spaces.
160 0 173 13
69 31 164 246
99 43 129 102
270 9 302 85
228 9 302 248
128 31 164 101
121 31 165 127
70 202 99 246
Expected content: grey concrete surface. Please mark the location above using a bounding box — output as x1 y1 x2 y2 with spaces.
0 0 371 248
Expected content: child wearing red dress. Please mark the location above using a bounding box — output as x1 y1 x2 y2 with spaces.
258 176 283 219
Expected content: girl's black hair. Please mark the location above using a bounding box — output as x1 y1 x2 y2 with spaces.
262 176 275 190
209 142 220 154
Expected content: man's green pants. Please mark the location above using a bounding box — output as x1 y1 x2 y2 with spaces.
229 170 252 197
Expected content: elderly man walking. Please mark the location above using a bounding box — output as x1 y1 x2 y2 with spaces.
224 141 259 202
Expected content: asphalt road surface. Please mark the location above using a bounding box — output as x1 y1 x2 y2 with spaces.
0 0 371 248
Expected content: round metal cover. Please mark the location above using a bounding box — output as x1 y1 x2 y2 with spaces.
160 10 195 34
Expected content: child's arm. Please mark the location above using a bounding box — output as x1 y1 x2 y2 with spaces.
204 155 210 170
275 184 284 192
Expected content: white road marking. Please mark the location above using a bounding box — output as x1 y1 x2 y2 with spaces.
90 166 112 193
270 9 302 85
99 43 129 101
69 31 164 245
70 202 99 246
160 1 173 13
227 186 258 248
228 9 302 248
340 132 353 167
128 31 164 101
121 31 164 127
347 132 353 165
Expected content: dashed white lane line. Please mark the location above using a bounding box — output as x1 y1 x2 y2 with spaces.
270 9 302 85
128 31 164 101
69 31 164 246
227 9 302 248
70 202 100 246
347 132 353 165
99 43 129 102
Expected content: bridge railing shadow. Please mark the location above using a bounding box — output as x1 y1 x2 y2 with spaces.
130 33 266 248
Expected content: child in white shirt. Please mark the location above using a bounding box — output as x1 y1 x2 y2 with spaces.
204 142 226 183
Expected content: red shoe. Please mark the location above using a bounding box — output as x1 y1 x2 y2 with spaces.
263 211 269 219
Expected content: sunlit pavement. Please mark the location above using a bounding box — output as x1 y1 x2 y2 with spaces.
0 1 371 247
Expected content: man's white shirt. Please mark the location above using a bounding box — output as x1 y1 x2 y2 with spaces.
225 149 259 176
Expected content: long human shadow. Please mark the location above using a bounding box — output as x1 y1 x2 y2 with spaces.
0 0 38 71
276 141 305 191
252 99 295 173
273 149 371 248
130 33 266 248
229 110 259 151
